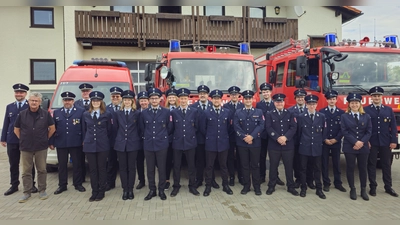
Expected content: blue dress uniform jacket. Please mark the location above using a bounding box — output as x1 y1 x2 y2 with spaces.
233 107 264 148
114 110 142 152
319 107 345 148
82 111 113 153
265 109 297 150
297 112 327 156
341 112 372 154
74 99 90 111
256 100 275 139
224 101 244 141
51 107 85 148
139 107 171 152
288 105 306 144
190 100 213 145
364 104 397 146
106 104 120 148
170 107 198 150
1 101 29 144
200 107 231 152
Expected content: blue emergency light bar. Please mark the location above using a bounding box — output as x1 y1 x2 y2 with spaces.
384 35 398 46
72 60 127 67
324 33 336 46
169 39 181 52
239 43 250 54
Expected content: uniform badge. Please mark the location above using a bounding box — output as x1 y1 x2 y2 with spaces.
362 122 364 126
98 122 101 125
384 118 387 122
271 132 275 136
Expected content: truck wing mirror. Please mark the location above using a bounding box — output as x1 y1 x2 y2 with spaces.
296 56 307 77
269 70 276 83
144 63 153 81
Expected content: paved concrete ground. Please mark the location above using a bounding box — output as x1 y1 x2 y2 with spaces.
0 146 399 220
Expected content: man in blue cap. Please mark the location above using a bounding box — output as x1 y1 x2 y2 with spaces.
319 90 346 193
297 94 327 199
139 87 171 201
49 91 86 195
105 86 123 191
135 91 149 190
224 86 244 186
75 83 93 111
1 83 38 196
364 86 398 197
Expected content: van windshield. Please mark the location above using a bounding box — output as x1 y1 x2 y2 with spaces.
51 82 131 109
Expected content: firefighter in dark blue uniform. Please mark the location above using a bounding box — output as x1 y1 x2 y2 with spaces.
74 83 93 111
139 88 171 201
164 88 178 190
319 90 347 193
341 93 372 201
265 93 299 196
1 83 37 196
297 94 327 199
224 86 244 186
364 86 398 197
170 88 200 197
114 90 141 200
256 82 284 185
105 86 123 191
82 91 113 202
201 89 233 196
190 85 219 189
50 91 86 195
233 90 264 195
136 91 149 190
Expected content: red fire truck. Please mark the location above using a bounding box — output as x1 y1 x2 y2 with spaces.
144 40 260 106
255 33 400 162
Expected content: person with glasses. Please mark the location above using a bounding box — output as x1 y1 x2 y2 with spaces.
82 91 113 202
135 91 149 190
341 93 372 201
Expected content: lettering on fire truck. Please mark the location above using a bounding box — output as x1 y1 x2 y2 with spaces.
342 96 400 105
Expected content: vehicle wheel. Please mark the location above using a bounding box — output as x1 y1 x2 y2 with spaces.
46 165 58 172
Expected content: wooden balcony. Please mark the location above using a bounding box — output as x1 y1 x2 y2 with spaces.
75 10 298 48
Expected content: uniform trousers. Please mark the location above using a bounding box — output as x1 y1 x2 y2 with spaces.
344 153 368 189
173 148 196 188
299 155 322 190
56 147 83 187
294 145 314 184
106 148 119 187
259 138 268 178
195 144 216 182
117 150 138 191
268 149 295 188
144 149 167 192
21 149 47 194
321 145 342 187
166 143 174 181
136 149 145 183
7 143 35 188
228 141 242 180
368 145 393 190
86 151 108 196
205 150 229 186
237 146 260 188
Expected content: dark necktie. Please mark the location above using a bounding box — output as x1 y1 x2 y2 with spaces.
93 111 98 121
278 110 282 116
182 108 186 116
330 108 334 114
18 102 22 109
266 101 270 108
300 107 304 113
216 108 219 115
125 110 129 120
153 108 157 114
376 106 380 113
115 105 119 111
171 106 175 111
202 104 206 111
66 109 70 117
84 100 89 106
233 104 236 110
354 114 359 124
310 113 314 121
247 109 250 114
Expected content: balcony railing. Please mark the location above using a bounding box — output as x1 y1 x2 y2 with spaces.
75 11 298 46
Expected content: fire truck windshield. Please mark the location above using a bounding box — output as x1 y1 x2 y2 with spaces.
170 59 255 92
327 52 400 95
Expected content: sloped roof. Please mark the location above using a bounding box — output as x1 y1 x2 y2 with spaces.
327 6 363 24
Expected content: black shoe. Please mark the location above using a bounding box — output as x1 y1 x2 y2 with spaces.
307 182 316 190
122 192 128 200
254 187 262 196
4 186 18 196
361 188 369 201
300 189 306 197
105 184 115 192
128 191 134 200
266 187 275 195
369 187 376 196
288 188 299 196
54 186 67 195
170 187 179 197
189 187 200 196
334 185 347 192
241 186 250 195
229 177 235 186
323 185 330 192
31 185 38 193
164 181 170 190
144 190 156 200
222 185 233 195
95 193 104 201
75 185 86 192
350 188 357 200
89 194 97 202
211 180 220 189
276 177 285 186
195 180 203 188
385 188 399 197
260 177 266 184
316 190 326 199
159 190 167 200
203 186 211 197
136 182 145 190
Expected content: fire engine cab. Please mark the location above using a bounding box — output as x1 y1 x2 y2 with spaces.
144 40 260 106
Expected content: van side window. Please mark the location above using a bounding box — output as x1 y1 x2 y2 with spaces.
305 58 319 90
287 60 296 87
257 66 266 85
276 62 285 87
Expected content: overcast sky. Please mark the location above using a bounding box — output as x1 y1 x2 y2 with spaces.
342 6 400 42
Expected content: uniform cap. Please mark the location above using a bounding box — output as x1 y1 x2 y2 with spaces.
346 93 362 102
165 88 177 96
272 93 286 102
324 90 339 99
369 86 384 95
177 88 191 97
122 90 135 98
79 83 93 90
89 91 105 100
259 82 273 91
241 90 254 98
109 86 123 95
294 89 307 96
61 91 76 100
228 86 241 94
210 89 223 98
197 85 210 93
147 88 162 97
13 83 29 92
137 91 149 99
305 94 319 103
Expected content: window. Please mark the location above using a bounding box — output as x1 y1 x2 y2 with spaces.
30 59 56 84
110 6 135 13
30 7 54 28
125 61 151 93
249 7 265 18
276 62 285 87
204 6 225 16
287 60 297 87
159 6 181 14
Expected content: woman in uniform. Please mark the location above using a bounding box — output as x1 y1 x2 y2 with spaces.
340 93 372 201
82 91 112 202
